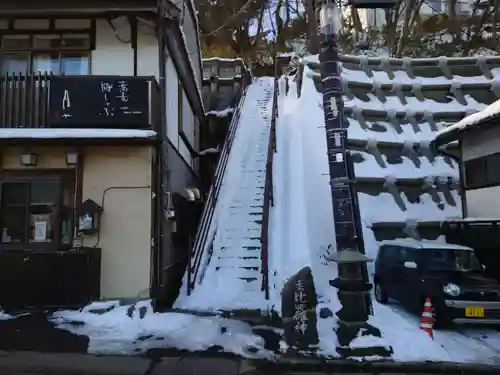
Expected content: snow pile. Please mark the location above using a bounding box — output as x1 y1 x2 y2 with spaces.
51 300 273 359
206 107 234 118
0 310 13 320
199 147 220 155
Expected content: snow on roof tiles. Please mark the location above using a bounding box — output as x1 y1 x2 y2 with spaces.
302 54 500 245
379 238 474 250
435 97 500 142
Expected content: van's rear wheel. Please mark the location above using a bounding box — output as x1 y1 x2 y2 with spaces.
374 281 389 304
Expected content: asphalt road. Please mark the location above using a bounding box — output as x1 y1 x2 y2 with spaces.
0 352 242 375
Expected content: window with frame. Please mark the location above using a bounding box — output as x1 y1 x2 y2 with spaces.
464 152 500 189
0 33 91 76
0 172 75 250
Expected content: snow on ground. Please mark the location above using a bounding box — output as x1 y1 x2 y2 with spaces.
51 300 273 359
273 63 500 363
0 311 12 320
387 301 500 365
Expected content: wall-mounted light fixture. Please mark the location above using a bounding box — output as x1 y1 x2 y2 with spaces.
20 152 37 166
65 151 79 166
76 199 103 235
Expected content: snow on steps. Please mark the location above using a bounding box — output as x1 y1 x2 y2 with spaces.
176 77 275 312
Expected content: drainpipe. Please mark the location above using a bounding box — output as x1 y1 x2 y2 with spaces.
129 15 138 76
318 0 392 358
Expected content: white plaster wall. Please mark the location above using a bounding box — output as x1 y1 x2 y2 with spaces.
166 57 179 143
466 186 500 219
92 17 159 77
182 89 195 148
165 56 193 167
462 125 500 161
461 126 500 219
137 20 159 79
92 18 134 75
82 146 153 299
181 3 202 87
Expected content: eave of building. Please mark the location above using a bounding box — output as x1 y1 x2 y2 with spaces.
0 0 158 15
433 113 500 148
163 16 205 127
0 136 158 146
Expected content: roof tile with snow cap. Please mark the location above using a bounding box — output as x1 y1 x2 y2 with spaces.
304 54 500 244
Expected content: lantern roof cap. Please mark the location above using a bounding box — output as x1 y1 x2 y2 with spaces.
76 199 103 215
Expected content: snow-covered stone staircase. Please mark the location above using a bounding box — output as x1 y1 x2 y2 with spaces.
177 77 275 311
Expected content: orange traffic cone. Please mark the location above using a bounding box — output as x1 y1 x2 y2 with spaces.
420 298 435 339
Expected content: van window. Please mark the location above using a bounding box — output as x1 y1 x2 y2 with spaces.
423 248 482 272
398 247 419 263
382 245 400 263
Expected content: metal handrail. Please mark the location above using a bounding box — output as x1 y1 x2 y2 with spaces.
187 70 252 294
260 56 280 299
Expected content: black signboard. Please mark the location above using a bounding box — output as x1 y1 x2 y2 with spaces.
48 76 151 129
281 266 319 350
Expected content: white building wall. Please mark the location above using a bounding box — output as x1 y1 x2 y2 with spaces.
93 18 134 75
92 17 159 78
466 187 500 218
181 2 202 87
166 57 179 143
137 20 159 79
165 57 193 166
462 126 500 161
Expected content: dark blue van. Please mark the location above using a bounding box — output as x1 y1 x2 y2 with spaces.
374 239 500 327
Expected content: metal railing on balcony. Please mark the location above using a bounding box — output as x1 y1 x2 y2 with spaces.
0 73 159 130
0 72 51 128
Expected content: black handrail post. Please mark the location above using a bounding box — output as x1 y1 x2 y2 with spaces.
318 0 395 358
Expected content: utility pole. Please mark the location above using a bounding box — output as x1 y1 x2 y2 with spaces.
305 0 319 54
317 0 396 359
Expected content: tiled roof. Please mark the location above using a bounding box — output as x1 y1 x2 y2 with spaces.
303 55 500 243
